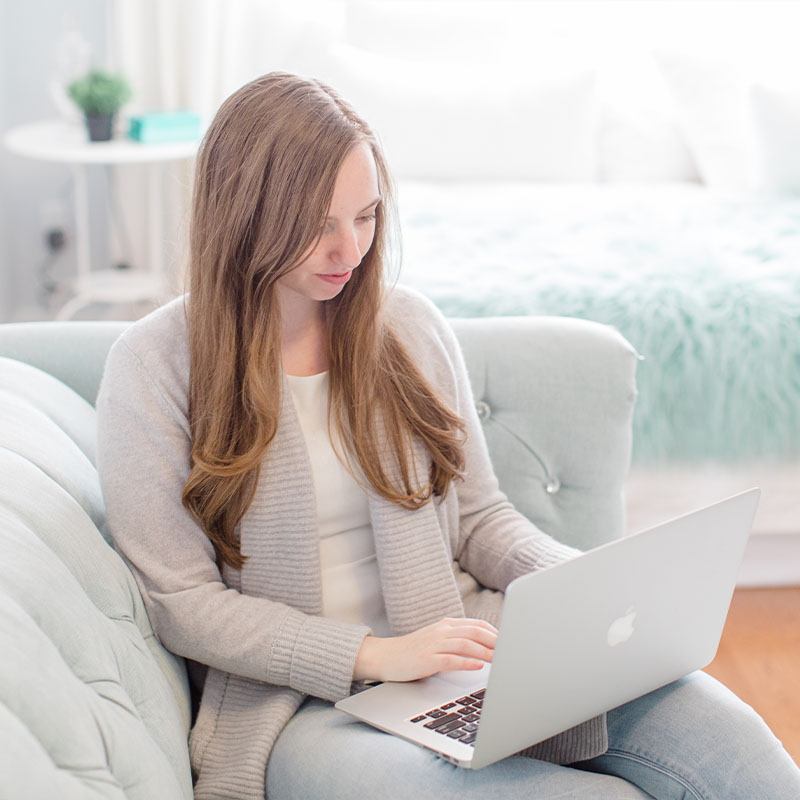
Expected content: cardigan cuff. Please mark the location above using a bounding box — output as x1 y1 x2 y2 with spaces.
515 712 608 764
506 536 582 585
494 534 582 591
266 606 371 701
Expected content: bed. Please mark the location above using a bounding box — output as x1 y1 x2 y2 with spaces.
398 181 800 462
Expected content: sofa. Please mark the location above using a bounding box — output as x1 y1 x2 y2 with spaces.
0 312 637 798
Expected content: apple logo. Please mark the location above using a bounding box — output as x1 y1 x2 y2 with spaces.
607 607 637 647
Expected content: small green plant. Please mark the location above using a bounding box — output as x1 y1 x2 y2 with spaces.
67 69 132 117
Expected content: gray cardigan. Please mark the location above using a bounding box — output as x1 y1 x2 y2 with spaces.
96 285 607 799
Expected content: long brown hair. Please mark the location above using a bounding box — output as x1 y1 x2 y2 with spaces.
182 72 465 570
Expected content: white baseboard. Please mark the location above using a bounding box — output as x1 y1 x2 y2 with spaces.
736 532 800 588
625 462 799 588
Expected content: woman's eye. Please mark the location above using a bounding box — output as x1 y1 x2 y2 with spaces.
359 214 377 222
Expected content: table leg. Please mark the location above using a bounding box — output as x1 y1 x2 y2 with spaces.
55 293 93 321
147 163 165 297
55 164 94 320
70 163 91 283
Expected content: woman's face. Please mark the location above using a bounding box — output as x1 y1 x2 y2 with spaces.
278 142 381 308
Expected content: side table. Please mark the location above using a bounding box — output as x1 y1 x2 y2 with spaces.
3 119 199 319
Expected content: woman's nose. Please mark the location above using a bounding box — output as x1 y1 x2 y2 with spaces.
334 226 363 268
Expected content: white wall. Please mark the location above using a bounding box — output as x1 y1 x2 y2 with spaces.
0 0 7 322
0 0 107 322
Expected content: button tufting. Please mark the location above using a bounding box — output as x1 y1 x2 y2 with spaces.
545 476 561 494
475 401 491 421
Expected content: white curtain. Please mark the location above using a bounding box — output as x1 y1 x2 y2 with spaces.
110 0 319 123
106 0 334 291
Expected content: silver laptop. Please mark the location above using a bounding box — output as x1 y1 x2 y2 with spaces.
336 488 760 769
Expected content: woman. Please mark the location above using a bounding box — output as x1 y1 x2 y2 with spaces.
96 72 800 800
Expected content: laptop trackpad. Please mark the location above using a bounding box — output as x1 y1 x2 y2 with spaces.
429 663 491 691
339 663 490 721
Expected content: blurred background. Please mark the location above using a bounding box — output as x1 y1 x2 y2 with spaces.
4 0 800 322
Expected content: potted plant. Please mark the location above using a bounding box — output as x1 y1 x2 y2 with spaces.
67 69 132 142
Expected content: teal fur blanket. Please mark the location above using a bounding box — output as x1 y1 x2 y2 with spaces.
397 182 800 464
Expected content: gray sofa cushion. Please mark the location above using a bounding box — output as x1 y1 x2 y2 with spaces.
0 356 193 800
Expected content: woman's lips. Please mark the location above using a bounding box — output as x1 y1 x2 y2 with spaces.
318 271 352 286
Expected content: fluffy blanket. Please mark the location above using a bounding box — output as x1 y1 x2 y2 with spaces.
397 182 800 463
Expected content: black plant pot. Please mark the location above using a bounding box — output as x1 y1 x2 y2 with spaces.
85 113 114 142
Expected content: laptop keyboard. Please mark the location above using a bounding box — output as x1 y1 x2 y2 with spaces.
409 688 485 746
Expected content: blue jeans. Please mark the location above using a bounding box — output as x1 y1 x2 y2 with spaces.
265 671 800 799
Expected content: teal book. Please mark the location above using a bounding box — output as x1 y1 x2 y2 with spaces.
129 111 202 143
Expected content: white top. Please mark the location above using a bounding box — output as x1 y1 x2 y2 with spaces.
286 371 392 637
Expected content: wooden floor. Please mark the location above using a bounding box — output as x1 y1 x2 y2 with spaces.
704 587 800 766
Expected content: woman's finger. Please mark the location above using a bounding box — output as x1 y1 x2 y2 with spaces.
434 654 486 673
455 624 498 648
437 636 494 662
441 617 498 634
439 622 498 650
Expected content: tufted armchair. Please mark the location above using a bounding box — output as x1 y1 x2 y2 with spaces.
0 311 637 798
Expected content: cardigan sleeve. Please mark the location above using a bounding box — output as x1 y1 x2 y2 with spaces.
392 287 582 591
96 336 370 702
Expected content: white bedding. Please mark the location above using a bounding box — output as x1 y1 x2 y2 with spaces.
397 181 800 301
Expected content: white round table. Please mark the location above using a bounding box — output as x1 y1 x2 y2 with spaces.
4 119 200 319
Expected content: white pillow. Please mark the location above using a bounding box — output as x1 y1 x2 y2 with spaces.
749 85 800 194
340 3 700 184
305 43 598 181
655 50 758 190
596 102 699 183
655 49 800 192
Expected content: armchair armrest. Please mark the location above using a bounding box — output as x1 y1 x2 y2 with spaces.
450 316 638 551
0 321 129 405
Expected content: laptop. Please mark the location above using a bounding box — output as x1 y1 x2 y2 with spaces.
335 488 760 769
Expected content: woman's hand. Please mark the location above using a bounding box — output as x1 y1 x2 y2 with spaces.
353 617 498 683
